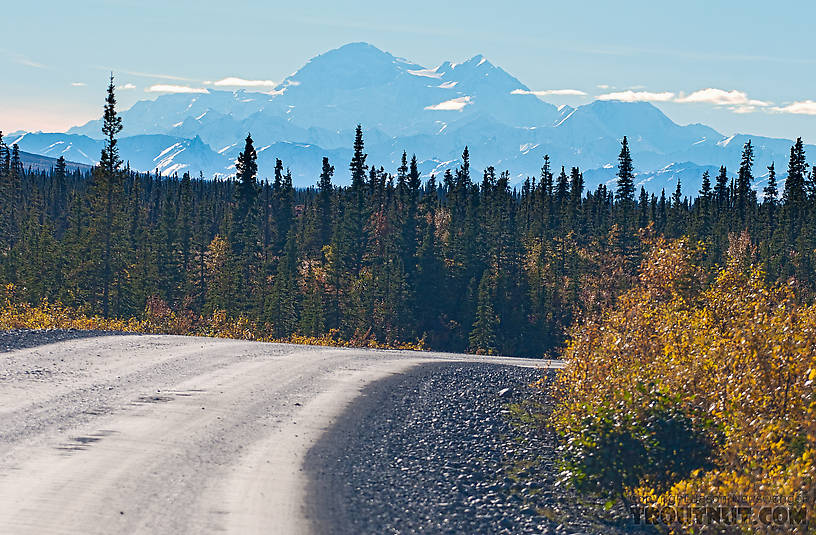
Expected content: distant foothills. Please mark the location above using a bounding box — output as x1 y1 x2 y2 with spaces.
6 42 816 195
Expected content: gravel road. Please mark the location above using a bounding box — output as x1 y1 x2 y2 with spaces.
306 363 639 535
0 332 555 534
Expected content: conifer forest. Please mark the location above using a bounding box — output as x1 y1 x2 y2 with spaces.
1 79 815 357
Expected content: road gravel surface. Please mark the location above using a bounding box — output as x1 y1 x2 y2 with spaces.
0 333 555 534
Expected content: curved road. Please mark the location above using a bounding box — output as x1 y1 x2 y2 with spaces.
0 334 557 534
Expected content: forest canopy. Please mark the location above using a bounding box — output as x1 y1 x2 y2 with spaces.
1 80 815 356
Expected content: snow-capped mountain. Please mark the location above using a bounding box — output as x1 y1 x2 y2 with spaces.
13 42 816 193
69 43 559 140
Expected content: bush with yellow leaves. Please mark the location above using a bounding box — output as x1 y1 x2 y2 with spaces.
551 237 816 533
1 284 425 352
0 284 145 332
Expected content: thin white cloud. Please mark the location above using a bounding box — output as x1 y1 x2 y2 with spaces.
731 105 758 114
597 90 676 102
597 84 612 89
71 82 87 87
15 56 46 68
675 88 770 107
512 88 587 96
210 77 279 88
117 83 136 90
146 84 208 94
592 86 774 114
425 96 472 111
770 100 816 115
1 49 47 69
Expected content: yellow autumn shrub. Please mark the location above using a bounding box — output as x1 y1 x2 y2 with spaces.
551 238 816 533
1 284 425 352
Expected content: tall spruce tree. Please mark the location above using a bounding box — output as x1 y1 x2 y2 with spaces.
783 138 807 236
317 156 334 247
735 140 755 224
230 133 260 312
88 74 126 317
616 136 635 205
231 134 259 252
764 163 778 205
714 166 729 211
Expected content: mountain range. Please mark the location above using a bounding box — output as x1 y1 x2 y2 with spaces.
17 150 91 173
7 42 814 195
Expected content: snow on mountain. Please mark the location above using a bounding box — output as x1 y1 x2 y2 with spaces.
18 42 816 194
13 133 232 177
10 133 102 166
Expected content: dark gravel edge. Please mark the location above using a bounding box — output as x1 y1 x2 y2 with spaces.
304 362 649 535
0 329 139 353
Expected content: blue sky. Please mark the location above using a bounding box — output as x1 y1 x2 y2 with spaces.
2 0 815 142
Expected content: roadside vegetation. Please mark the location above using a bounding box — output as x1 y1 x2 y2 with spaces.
547 236 815 533
0 284 425 350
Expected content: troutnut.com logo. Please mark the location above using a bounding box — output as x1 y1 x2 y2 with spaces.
630 494 810 527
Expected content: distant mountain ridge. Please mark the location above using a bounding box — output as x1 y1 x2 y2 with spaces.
17 150 91 173
10 42 815 194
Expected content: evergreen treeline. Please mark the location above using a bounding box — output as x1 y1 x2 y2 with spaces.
1 82 815 356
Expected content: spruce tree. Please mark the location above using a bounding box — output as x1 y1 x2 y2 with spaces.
763 163 778 205
231 134 259 249
762 162 779 241
415 212 444 339
735 140 755 224
469 270 497 355
783 138 807 235
349 125 368 196
667 179 684 237
672 179 683 207
699 170 711 199
229 133 260 312
0 131 7 176
615 136 637 254
555 166 570 219
272 160 294 254
48 156 67 234
178 171 193 283
0 133 13 249
694 171 712 236
401 154 422 313
638 186 650 228
317 156 334 247
616 136 635 205
269 230 299 337
714 166 729 211
88 74 126 317
569 166 584 223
